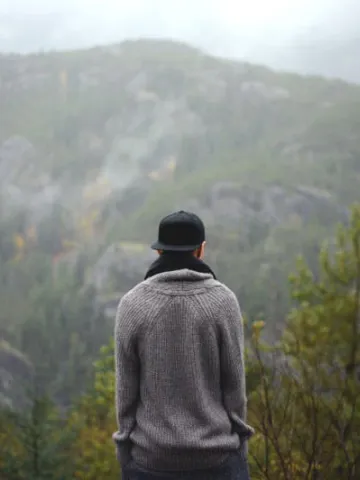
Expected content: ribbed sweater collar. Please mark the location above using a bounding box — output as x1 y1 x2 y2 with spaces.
144 269 217 294
144 252 217 281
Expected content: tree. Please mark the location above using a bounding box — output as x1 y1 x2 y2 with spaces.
0 388 76 480
68 340 120 479
247 204 360 479
17 263 109 407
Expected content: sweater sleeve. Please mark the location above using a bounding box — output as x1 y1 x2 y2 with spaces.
112 295 140 466
219 291 254 441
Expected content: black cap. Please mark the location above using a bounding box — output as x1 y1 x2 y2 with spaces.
151 211 205 252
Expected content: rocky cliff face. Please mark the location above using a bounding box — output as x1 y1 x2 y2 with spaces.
1 40 360 399
0 43 357 260
176 182 347 230
0 136 60 223
0 39 359 328
0 341 33 408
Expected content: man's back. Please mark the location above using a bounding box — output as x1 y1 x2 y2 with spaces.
113 210 253 479
114 268 254 471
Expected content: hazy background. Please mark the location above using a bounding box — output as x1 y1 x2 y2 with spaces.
1 1 360 475
1 0 359 80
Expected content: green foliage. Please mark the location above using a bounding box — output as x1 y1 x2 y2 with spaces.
68 341 120 480
18 267 110 406
248 204 360 479
0 244 110 407
0 394 76 480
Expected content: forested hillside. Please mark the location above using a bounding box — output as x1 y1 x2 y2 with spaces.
0 39 359 478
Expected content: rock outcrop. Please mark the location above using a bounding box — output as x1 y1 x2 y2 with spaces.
176 182 347 231
88 242 156 292
0 341 33 409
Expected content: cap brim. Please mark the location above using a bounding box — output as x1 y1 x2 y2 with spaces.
151 241 201 252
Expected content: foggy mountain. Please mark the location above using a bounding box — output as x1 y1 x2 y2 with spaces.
1 7 359 474
0 38 359 374
1 0 360 83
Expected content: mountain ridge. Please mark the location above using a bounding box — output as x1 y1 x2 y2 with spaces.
1 39 360 404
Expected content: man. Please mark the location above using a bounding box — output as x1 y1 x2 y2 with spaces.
113 211 254 479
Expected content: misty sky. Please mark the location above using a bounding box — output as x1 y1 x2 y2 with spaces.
0 0 359 78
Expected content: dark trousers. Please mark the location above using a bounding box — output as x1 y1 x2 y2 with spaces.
121 450 250 480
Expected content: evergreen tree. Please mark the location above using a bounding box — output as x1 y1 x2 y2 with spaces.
0 387 76 480
248 205 360 479
68 341 120 479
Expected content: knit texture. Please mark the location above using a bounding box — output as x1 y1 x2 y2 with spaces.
113 269 254 471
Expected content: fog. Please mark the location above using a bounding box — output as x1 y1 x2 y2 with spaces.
1 0 359 78
1 3 360 476
0 0 328 53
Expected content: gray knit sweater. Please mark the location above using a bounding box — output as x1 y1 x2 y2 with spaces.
113 269 254 471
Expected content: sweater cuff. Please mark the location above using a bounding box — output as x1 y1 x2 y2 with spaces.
113 435 133 467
